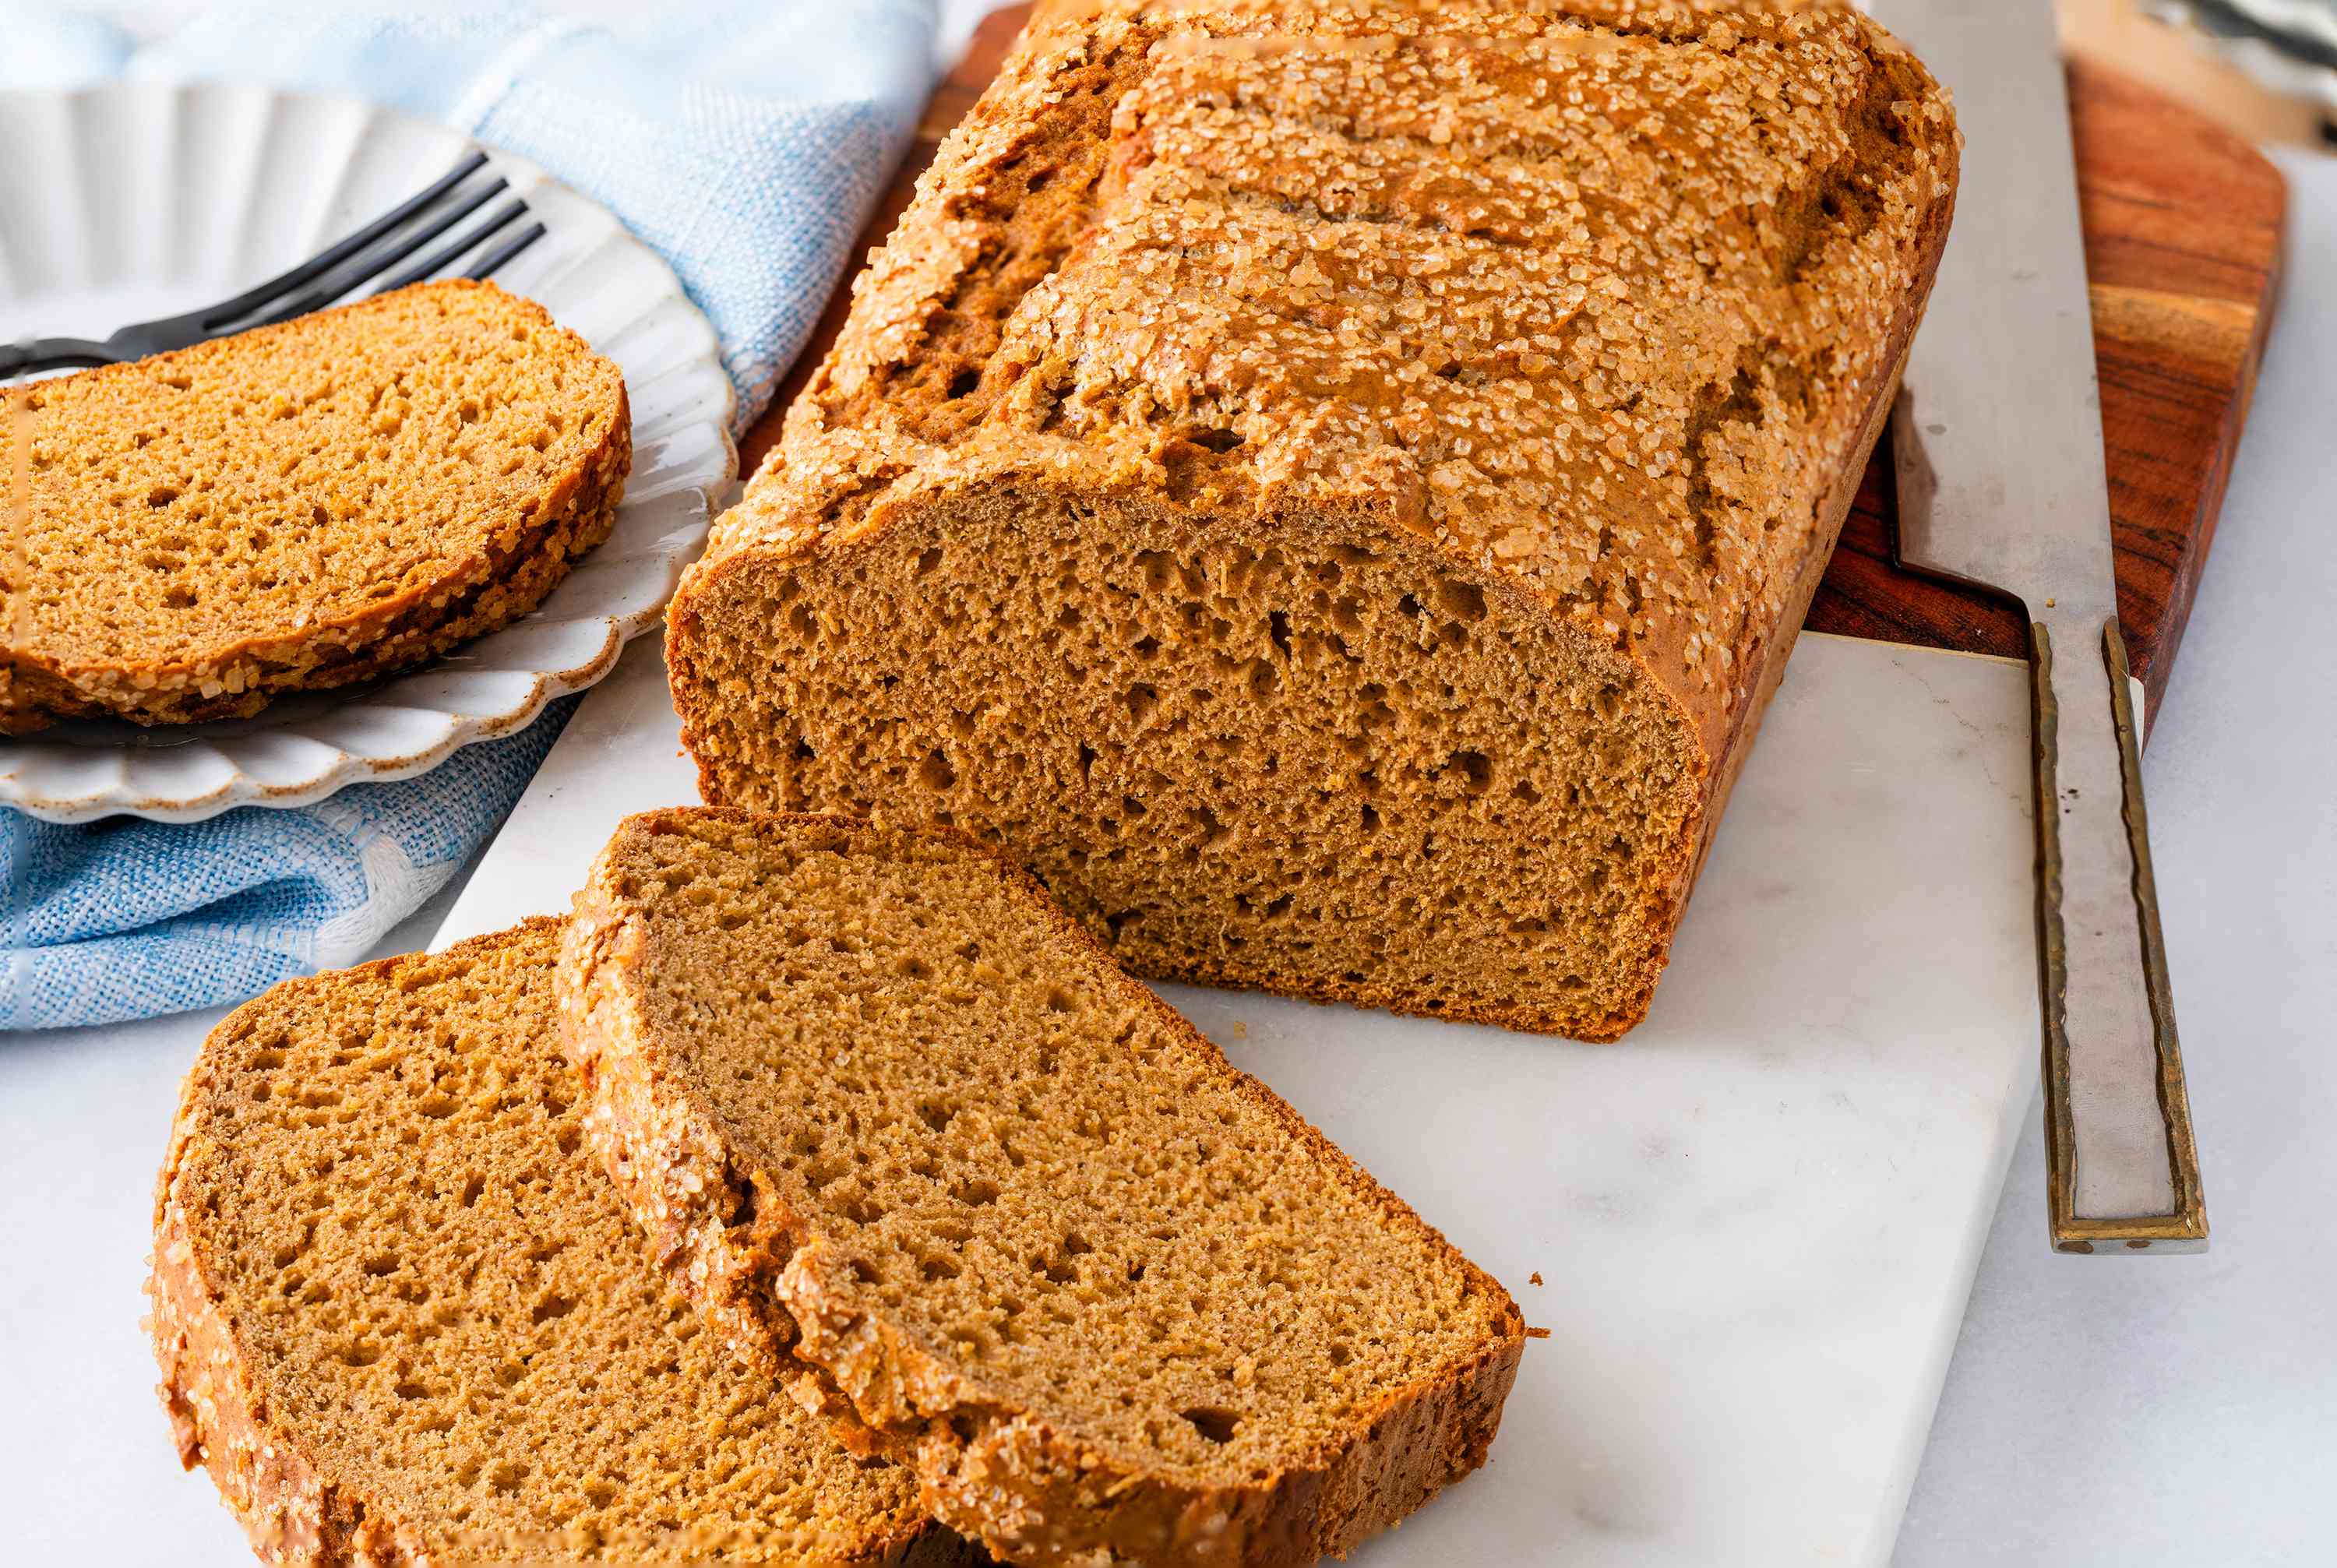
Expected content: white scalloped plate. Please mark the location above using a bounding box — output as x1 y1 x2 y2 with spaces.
0 82 735 823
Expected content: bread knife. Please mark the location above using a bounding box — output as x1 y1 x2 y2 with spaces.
1863 0 2206 1251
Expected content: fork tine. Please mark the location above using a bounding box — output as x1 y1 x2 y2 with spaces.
464 222 548 284
251 178 513 326
197 151 490 330
373 201 533 296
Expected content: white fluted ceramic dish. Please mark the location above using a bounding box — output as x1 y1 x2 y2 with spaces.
0 82 735 823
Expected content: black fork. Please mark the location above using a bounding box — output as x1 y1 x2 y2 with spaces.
1 150 548 381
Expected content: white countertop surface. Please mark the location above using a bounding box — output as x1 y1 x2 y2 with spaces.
3 6 2332 1556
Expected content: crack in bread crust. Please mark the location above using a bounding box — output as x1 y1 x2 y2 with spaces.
559 809 1526 1568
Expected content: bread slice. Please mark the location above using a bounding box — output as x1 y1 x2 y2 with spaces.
559 809 1526 1568
149 918 971 1566
662 0 1959 1039
4 279 628 732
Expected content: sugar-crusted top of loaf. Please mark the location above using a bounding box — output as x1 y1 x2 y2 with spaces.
699 0 1957 759
6 279 626 688
149 918 945 1565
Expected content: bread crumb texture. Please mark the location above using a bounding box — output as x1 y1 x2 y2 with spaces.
3 279 629 731
560 809 1526 1568
148 919 971 1566
666 0 1959 1041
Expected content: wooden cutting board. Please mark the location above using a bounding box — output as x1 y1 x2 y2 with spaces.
745 8 2287 730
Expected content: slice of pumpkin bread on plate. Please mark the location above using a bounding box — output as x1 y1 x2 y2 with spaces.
150 918 971 1566
5 277 628 732
559 809 1526 1568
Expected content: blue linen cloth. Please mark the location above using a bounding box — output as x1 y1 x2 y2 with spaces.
1 3 939 1030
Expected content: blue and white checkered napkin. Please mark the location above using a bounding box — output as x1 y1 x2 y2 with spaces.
1 3 940 1030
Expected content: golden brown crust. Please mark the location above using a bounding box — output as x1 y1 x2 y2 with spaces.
559 808 1526 1568
664 0 1959 1041
148 921 963 1568
4 280 630 732
1679 245 1937 897
152 1149 358 1564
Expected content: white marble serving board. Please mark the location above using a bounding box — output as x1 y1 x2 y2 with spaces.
438 628 2044 1567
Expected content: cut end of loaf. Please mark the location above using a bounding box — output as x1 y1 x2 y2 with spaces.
148 918 950 1566
559 808 1526 1567
673 495 1704 1040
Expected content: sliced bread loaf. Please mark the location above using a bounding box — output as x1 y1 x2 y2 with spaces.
150 918 968 1566
559 809 1525 1568
5 278 628 732
664 0 1959 1039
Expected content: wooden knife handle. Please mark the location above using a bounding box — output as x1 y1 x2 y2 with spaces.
2032 615 2207 1253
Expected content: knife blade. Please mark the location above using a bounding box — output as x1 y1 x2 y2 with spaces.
1864 0 2206 1251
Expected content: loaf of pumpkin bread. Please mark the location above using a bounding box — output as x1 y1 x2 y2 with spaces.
664 0 1960 1039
